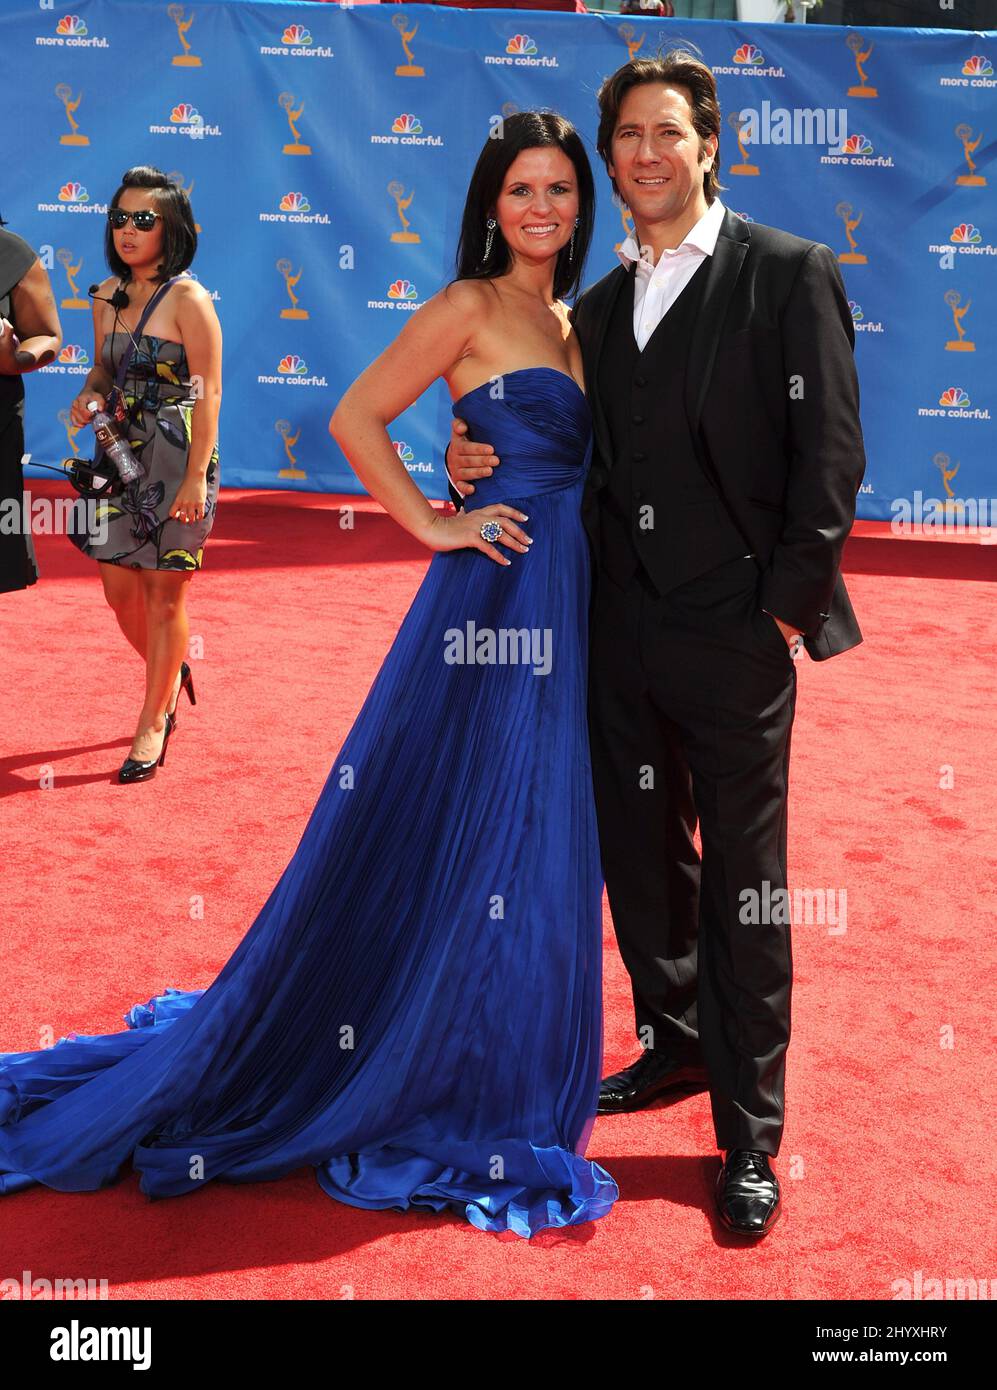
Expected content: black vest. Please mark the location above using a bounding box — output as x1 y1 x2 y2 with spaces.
596 257 747 595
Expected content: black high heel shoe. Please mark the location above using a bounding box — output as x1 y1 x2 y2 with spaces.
117 712 174 784
167 661 196 726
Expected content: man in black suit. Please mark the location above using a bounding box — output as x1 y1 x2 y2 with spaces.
446 52 866 1236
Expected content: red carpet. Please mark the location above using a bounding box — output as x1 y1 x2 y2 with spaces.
1 483 993 1300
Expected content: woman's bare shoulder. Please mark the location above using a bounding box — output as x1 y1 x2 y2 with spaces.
409 280 498 356
172 272 208 296
436 277 497 315
91 275 119 333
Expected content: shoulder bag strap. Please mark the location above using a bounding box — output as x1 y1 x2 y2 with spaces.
111 275 180 391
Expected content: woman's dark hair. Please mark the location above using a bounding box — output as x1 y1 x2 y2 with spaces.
104 166 197 283
0 211 7 227
453 111 595 302
596 49 724 205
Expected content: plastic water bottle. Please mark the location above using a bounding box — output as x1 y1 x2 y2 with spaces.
87 400 142 485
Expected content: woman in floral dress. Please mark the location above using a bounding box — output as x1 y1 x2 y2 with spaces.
69 166 221 782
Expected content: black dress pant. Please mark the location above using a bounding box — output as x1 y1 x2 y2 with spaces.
587 554 798 1155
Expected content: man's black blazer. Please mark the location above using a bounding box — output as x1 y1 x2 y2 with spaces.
569 207 866 660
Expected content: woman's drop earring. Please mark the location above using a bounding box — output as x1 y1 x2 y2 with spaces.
483 217 497 260
568 216 580 263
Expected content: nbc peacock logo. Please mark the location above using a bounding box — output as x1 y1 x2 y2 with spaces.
848 299 883 333
733 44 763 65
368 279 424 312
917 384 989 420
259 23 332 59
711 45 784 78
942 55 995 88
150 103 220 139
58 344 89 365
822 132 893 168
259 190 328 225
38 12 109 49
371 112 442 147
258 354 326 388
171 103 203 127
38 180 104 214
928 221 996 258
485 33 557 68
840 134 873 156
393 439 432 475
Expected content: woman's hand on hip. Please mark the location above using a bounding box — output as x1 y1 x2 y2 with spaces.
422 503 531 566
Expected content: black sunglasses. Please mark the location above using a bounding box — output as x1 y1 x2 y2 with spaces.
108 208 161 231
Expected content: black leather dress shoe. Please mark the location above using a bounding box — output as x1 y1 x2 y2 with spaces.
598 1047 709 1114
715 1149 781 1236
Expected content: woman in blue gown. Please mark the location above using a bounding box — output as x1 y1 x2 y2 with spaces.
0 114 618 1238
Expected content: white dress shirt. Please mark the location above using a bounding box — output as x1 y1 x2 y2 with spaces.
617 198 800 637
614 193 723 350
616 196 727 351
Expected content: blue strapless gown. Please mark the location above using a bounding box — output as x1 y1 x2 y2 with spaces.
0 367 618 1237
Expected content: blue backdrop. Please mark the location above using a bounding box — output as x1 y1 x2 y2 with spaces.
3 1 994 519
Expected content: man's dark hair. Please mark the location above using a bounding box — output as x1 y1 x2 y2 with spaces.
596 50 724 205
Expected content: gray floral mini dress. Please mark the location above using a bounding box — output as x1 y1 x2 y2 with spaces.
69 331 219 570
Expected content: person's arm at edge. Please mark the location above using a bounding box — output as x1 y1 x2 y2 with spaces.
758 243 866 636
174 278 222 483
0 259 61 374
